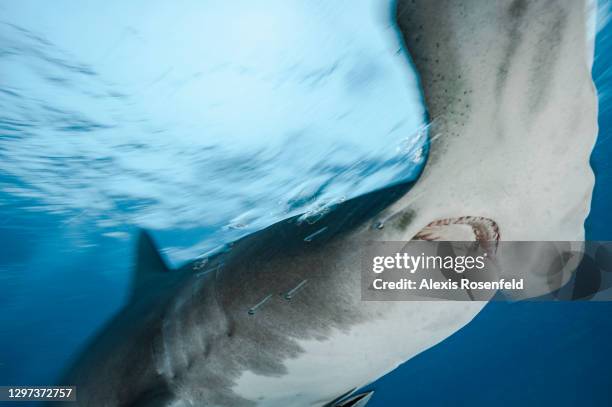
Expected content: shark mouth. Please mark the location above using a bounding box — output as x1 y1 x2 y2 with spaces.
413 216 500 242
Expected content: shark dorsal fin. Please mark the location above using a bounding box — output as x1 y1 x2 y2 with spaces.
131 230 170 301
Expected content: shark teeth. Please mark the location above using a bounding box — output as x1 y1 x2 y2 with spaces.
414 216 500 242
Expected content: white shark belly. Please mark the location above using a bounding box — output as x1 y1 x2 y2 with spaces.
231 301 484 406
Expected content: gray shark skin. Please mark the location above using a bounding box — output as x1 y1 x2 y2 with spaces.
62 183 414 406
60 0 596 405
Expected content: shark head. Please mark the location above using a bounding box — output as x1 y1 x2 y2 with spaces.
375 0 598 297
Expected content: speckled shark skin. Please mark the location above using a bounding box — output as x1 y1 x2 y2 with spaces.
64 1 597 406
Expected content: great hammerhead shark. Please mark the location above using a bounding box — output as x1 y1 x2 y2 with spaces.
63 0 598 405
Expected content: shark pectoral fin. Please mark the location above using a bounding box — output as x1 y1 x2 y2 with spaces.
332 390 375 407
131 230 171 301
324 388 357 407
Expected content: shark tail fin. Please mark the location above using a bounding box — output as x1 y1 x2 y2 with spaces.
131 230 170 301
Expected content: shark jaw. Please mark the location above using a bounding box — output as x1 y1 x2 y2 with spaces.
414 216 501 242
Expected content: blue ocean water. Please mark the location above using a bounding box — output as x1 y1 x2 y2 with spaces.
0 1 611 406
